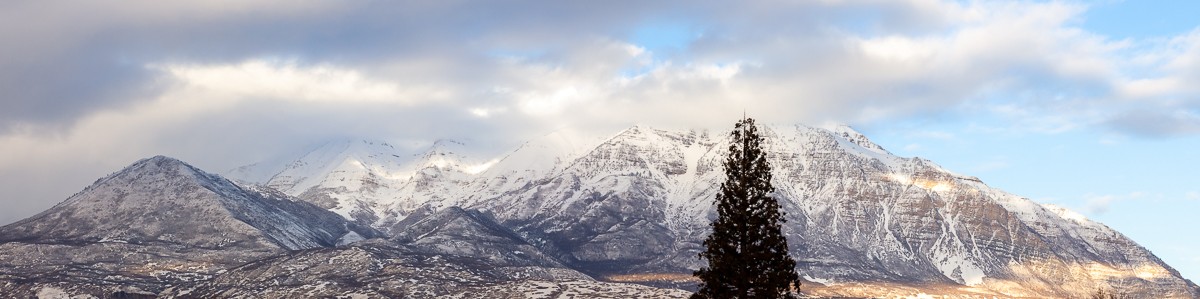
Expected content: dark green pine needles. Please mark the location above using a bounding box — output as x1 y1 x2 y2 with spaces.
693 118 801 299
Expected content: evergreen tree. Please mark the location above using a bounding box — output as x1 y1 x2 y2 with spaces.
693 118 801 299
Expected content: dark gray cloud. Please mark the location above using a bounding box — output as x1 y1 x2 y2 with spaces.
0 0 662 131
0 0 1180 132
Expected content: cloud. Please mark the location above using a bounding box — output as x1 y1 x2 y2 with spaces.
3 0 1194 133
2 0 1200 224
0 69 538 224
1106 109 1200 137
0 0 1170 131
0 0 342 131
1084 192 1148 214
1188 191 1200 201
1085 194 1118 214
157 60 454 105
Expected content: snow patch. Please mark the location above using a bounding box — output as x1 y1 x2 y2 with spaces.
337 231 365 246
960 264 986 286
803 275 834 286
37 286 93 299
1042 204 1089 223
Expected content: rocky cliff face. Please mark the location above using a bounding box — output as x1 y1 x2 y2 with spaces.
228 124 1199 298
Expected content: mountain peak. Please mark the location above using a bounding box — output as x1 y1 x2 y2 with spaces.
416 139 474 169
429 138 466 149
140 154 183 163
818 124 890 154
86 155 212 193
0 155 373 251
620 123 660 135
125 155 195 174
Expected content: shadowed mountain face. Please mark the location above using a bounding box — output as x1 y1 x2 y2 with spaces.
0 156 380 297
228 124 1198 298
161 239 690 298
390 206 567 268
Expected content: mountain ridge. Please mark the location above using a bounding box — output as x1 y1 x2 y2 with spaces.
225 123 1198 298
0 124 1195 298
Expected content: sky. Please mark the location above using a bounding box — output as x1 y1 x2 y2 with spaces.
0 0 1197 281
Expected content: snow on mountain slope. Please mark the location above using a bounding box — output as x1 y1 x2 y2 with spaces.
0 156 372 251
391 206 567 268
456 126 614 205
227 124 1199 298
480 126 610 179
0 156 380 297
160 239 690 299
472 124 1197 298
228 139 493 233
461 126 722 274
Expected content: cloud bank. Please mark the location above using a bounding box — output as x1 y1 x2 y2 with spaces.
1 0 1198 223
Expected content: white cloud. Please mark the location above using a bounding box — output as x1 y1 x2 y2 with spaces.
3 0 1200 224
1187 191 1200 201
4 0 1196 134
158 60 450 105
858 35 941 63
1084 192 1150 214
1085 194 1119 214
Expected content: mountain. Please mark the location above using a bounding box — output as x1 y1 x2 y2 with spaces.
2 124 1192 298
229 124 1199 298
469 126 712 275
163 189 684 298
0 155 672 298
228 139 490 234
0 156 380 297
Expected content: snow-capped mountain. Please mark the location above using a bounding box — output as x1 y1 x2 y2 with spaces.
0 154 673 298
0 156 380 296
1 124 1195 298
0 155 377 250
225 124 1198 298
228 139 492 233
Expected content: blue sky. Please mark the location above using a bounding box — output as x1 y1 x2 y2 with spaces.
0 0 1196 284
1083 0 1200 38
